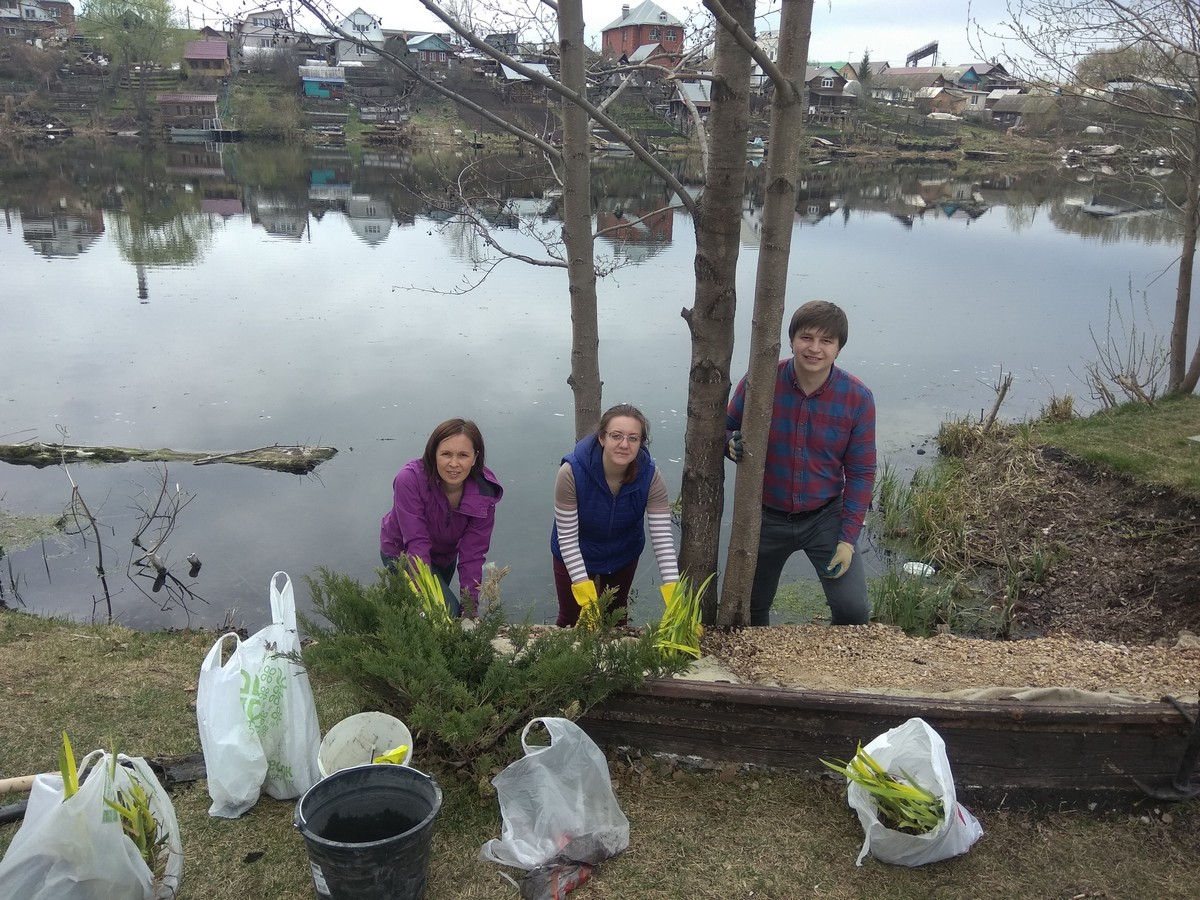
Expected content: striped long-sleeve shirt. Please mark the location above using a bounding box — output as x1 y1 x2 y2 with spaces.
727 359 876 544
553 463 678 584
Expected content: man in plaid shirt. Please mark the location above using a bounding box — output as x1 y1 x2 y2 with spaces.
726 300 876 626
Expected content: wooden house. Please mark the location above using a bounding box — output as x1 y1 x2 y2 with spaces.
183 40 230 80
915 86 968 116
803 66 851 113
498 62 551 103
483 32 517 56
406 33 454 69
869 69 948 105
601 0 683 69
669 80 711 130
155 92 219 128
813 60 860 83
991 92 1059 130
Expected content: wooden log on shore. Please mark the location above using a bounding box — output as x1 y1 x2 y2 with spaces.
0 442 337 475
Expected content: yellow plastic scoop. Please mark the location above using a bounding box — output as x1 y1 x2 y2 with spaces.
373 744 410 765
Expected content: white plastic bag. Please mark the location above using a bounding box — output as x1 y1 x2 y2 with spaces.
846 717 984 867
238 571 322 800
0 750 183 900
479 717 629 870
196 631 268 817
195 571 321 815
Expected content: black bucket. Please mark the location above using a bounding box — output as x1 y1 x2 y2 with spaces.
294 764 443 900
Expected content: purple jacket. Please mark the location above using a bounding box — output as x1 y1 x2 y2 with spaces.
379 458 503 601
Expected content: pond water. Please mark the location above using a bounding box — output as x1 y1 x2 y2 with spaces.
0 141 1188 630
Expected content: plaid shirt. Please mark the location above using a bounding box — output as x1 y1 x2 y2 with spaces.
727 359 876 544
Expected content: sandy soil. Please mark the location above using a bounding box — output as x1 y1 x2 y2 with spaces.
695 448 1200 704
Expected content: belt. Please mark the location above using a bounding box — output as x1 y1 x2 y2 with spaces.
762 497 836 521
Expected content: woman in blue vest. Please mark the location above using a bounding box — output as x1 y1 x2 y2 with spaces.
551 403 679 627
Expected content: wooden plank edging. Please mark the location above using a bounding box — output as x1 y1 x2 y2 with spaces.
578 678 1194 796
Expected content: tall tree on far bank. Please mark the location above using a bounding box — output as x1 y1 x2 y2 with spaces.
1000 0 1200 394
79 0 180 120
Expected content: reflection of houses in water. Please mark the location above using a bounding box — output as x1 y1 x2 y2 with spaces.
308 153 354 215
345 195 393 244
165 144 244 219
246 192 309 239
19 204 105 257
595 197 673 262
846 176 990 226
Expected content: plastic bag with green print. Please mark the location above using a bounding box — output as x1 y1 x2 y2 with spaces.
240 571 322 800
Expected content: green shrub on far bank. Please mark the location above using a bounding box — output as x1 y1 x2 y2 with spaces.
300 566 689 784
229 85 300 140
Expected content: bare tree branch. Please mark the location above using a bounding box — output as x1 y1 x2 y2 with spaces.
704 0 797 100
413 0 698 214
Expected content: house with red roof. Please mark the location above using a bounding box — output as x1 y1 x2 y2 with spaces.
600 1 684 69
183 40 230 80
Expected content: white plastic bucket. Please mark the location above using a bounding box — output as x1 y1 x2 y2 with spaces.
318 712 413 778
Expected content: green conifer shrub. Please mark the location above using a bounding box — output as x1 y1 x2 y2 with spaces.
301 567 689 781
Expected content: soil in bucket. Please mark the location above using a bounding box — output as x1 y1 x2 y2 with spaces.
295 763 443 900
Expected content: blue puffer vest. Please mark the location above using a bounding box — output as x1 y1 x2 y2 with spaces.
550 433 655 574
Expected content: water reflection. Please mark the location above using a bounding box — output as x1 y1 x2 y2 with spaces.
20 202 104 258
0 141 1189 631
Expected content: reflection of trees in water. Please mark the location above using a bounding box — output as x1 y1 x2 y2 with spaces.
108 200 216 301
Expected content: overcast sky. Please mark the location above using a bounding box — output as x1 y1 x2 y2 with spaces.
157 0 1013 66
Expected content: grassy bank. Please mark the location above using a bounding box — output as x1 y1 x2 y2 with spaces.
1 609 1198 899
869 394 1200 639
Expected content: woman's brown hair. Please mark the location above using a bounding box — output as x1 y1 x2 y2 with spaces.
422 418 485 481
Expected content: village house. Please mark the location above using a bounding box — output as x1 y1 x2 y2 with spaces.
914 85 969 117
233 6 306 69
328 8 384 65
405 33 454 70
803 66 852 113
155 92 218 128
483 32 517 56
498 61 551 103
600 0 684 69
1 0 74 39
813 61 860 83
669 81 711 131
869 69 948 105
183 40 230 80
299 63 345 99
990 92 1058 130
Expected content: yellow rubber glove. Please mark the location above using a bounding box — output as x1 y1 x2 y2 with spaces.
660 582 676 605
571 579 598 609
825 541 854 579
571 579 600 628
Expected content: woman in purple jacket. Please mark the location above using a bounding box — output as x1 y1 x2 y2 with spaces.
380 418 503 618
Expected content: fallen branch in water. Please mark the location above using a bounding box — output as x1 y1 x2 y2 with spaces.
0 442 337 474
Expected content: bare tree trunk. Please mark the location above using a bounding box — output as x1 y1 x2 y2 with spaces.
557 0 602 435
1172 130 1200 394
718 0 813 625
678 0 754 623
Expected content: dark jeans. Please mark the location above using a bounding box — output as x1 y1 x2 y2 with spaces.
552 555 638 627
380 552 462 617
749 498 869 627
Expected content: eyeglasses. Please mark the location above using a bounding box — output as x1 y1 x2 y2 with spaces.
605 432 642 445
